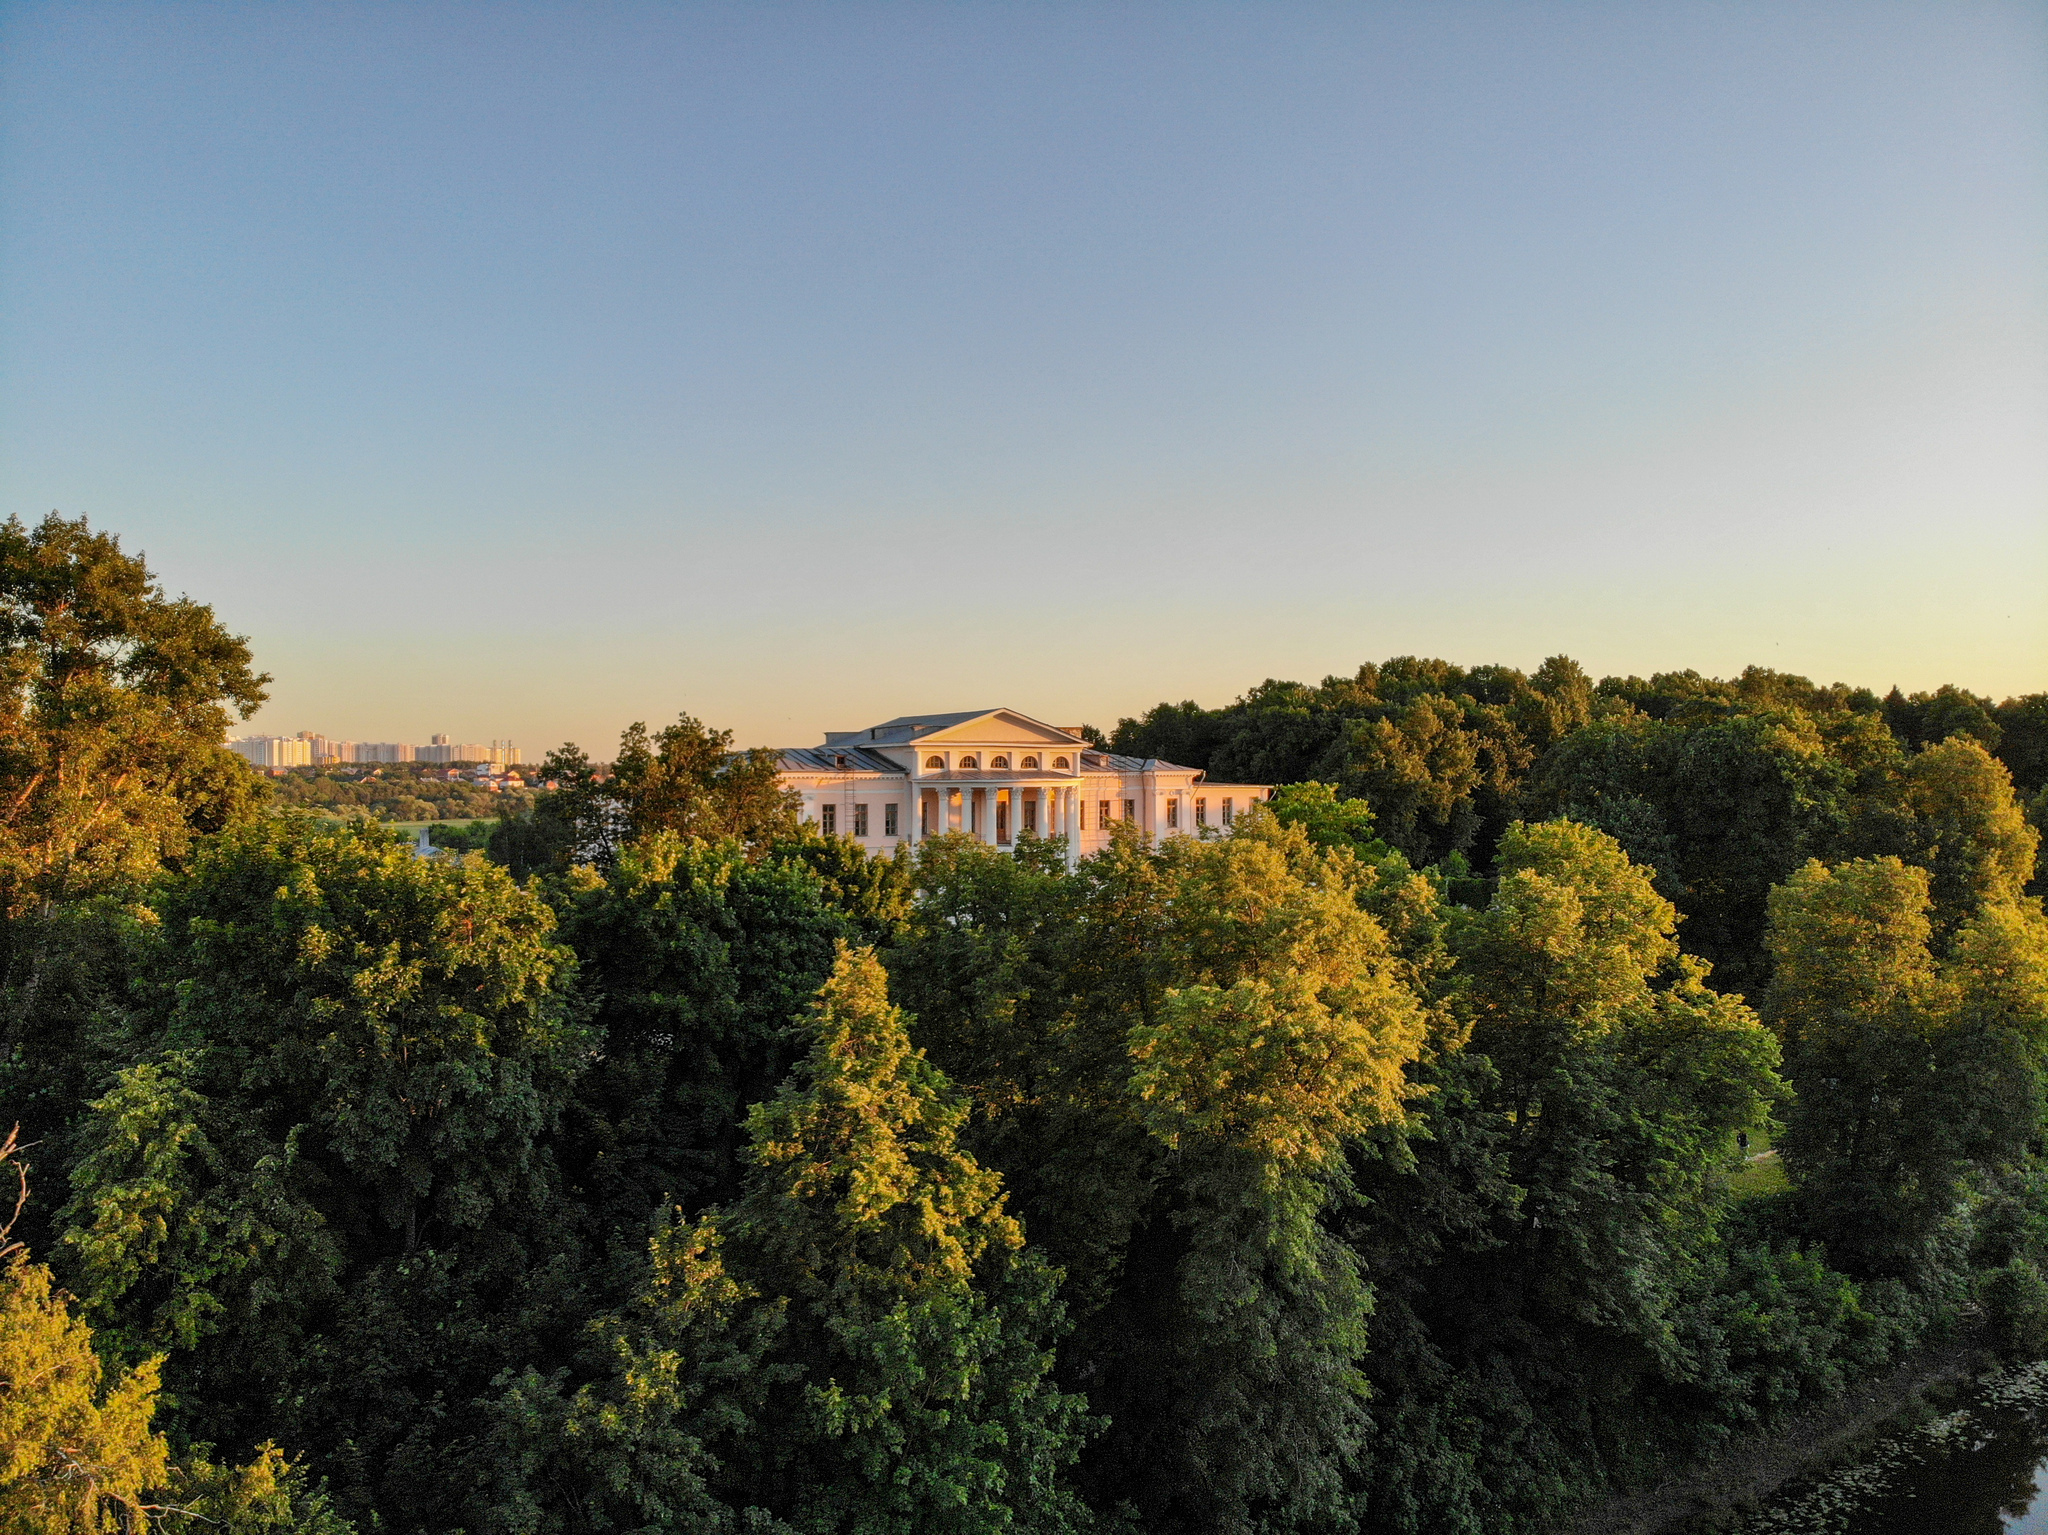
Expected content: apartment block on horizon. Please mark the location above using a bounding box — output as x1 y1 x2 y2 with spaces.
227 732 523 769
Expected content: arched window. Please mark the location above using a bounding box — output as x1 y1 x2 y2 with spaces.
1021 755 1040 769
925 755 944 769
991 755 1010 769
1052 755 1070 770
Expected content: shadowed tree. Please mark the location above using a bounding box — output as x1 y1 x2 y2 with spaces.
483 947 1090 1535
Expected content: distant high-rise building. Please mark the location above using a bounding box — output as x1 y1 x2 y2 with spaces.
227 733 517 768
417 738 521 765
228 736 313 768
300 732 358 764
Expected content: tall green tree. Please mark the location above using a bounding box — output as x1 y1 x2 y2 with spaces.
0 514 271 1254
1764 856 2043 1277
1993 693 2048 797
59 817 586 1527
528 715 799 870
1110 655 1595 866
897 814 1430 1535
550 832 854 1259
1534 710 1857 989
1334 821 1782 1532
0 512 269 919
0 1127 349 1534
1890 736 2040 939
492 947 1090 1534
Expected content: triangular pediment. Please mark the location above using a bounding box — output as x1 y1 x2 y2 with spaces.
913 710 1081 746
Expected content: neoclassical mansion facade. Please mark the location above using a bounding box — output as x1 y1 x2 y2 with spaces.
777 708 1273 864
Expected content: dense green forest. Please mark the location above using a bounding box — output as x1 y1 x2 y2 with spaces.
268 764 541 824
4 509 2047 1534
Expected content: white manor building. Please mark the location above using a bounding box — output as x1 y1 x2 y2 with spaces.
777 708 1272 865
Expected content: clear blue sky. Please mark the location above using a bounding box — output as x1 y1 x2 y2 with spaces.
3 2 2043 752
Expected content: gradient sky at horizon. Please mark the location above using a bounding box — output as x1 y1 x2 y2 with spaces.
3 1 2044 753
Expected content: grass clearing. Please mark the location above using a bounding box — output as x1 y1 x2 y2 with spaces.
1728 1141 1789 1201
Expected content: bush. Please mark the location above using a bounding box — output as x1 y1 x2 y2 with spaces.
1980 1260 2048 1359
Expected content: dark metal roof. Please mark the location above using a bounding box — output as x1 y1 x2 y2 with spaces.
866 709 1002 736
855 708 1088 745
1080 750 1192 774
777 746 905 774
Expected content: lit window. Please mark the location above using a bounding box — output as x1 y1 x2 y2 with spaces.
821 804 837 835
1195 797 1207 827
992 755 1010 769
1122 799 1135 823
1222 797 1234 826
925 755 944 769
959 755 978 769
1053 755 1070 769
1022 755 1039 769
853 803 869 837
885 803 899 837
1166 798 1179 829
997 795 1010 844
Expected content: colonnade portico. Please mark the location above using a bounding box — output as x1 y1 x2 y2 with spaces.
777 708 1274 870
914 780 1081 849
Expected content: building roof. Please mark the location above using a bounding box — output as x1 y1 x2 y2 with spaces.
845 708 1087 746
777 746 904 774
1082 749 1181 774
866 709 1005 738
777 718 1207 779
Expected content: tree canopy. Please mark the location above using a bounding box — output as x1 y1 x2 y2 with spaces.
18 522 2048 1535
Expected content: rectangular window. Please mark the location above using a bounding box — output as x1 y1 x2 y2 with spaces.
997 794 1010 844
1195 797 1207 827
884 802 899 837
1099 800 1111 827
1166 798 1179 829
920 796 932 836
1123 799 1136 824
821 803 837 835
1222 797 1234 826
1023 798 1038 835
853 803 869 837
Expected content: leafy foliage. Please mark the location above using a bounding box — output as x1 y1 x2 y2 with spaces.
21 525 2048 1535
0 1127 349 1534
59 817 586 1525
527 714 799 870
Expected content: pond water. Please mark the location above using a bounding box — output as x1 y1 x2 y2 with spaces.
1738 1361 2048 1535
